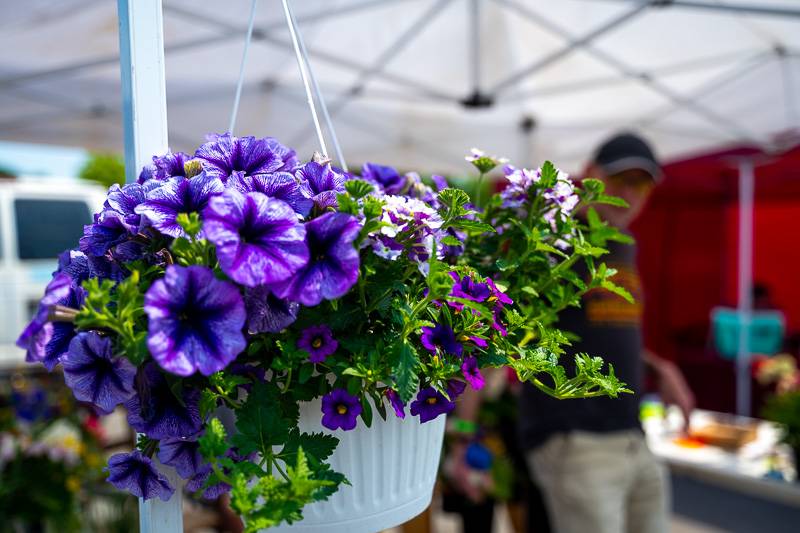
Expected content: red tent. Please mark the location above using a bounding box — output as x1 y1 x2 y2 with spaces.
632 143 800 412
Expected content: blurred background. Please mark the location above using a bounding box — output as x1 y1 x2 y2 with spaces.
1 0 799 531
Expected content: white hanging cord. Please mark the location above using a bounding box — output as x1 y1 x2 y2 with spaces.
287 4 348 171
281 0 329 159
229 0 259 135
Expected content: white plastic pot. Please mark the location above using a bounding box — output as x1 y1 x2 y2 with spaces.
271 398 446 533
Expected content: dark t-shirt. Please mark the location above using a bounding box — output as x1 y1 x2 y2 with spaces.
518 241 644 450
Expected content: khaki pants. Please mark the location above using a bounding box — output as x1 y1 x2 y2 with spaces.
527 430 669 533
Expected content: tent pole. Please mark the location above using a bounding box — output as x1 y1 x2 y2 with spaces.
592 0 800 19
736 159 755 417
118 0 183 530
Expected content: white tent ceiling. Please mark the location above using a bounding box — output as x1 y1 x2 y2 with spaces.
1 0 800 174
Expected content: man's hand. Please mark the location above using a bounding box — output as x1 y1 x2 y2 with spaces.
644 351 695 431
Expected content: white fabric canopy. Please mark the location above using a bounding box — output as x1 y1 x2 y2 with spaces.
1 0 799 174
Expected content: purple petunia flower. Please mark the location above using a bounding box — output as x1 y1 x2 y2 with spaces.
297 325 338 363
62 332 136 414
321 389 362 431
79 210 130 256
135 173 224 238
144 265 246 376
361 162 406 195
203 190 309 287
57 250 91 284
270 212 360 307
194 133 297 183
410 387 455 423
461 356 485 390
228 172 313 217
125 364 202 439
385 389 405 419
157 437 203 479
420 322 463 357
17 273 83 371
104 181 152 232
296 161 346 211
106 450 174 501
243 285 299 334
137 151 191 184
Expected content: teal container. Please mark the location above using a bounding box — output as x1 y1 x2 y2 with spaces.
711 307 785 359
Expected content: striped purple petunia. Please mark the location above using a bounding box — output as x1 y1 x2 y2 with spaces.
144 265 246 376
203 189 309 287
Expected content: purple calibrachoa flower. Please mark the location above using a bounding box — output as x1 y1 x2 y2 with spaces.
16 273 82 371
228 172 313 217
157 437 203 479
135 173 224 238
410 387 455 423
362 162 406 195
194 133 297 183
244 285 299 334
420 322 463 357
144 265 247 376
321 389 362 431
447 379 466 399
137 150 191 184
297 325 338 363
203 190 309 287
62 332 136 414
386 389 406 419
448 272 491 310
271 212 360 307
126 364 202 439
106 450 174 501
461 356 485 390
296 161 346 211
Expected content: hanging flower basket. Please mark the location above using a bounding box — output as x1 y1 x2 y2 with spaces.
17 133 631 531
271 398 446 532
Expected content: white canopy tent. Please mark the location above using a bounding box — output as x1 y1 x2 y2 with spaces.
2 0 800 173
3 2 800 530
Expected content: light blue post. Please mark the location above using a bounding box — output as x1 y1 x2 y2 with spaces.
117 0 182 531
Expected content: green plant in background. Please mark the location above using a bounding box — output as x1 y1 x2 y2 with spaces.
757 354 800 454
78 153 125 189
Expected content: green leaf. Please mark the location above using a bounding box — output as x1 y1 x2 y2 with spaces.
596 194 629 208
440 235 463 247
391 341 420 403
600 279 634 304
199 417 228 459
344 179 375 199
232 381 291 455
199 389 219 419
438 188 470 212
581 178 605 195
360 394 373 428
450 219 495 234
298 364 314 384
176 212 203 237
279 428 339 465
539 161 559 187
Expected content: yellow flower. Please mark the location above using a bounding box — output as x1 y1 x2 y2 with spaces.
66 476 81 493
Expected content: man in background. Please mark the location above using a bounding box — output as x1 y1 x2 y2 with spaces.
518 132 695 533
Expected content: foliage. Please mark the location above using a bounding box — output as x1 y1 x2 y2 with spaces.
78 152 125 189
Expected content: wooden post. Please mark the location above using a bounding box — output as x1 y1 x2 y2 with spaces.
117 0 182 531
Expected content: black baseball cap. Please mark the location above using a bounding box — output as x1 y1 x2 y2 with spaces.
592 132 662 182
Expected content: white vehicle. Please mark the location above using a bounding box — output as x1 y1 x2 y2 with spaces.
0 178 106 368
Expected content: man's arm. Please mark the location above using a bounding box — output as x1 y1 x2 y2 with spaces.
643 350 695 430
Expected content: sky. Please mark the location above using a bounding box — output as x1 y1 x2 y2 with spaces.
0 141 88 179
